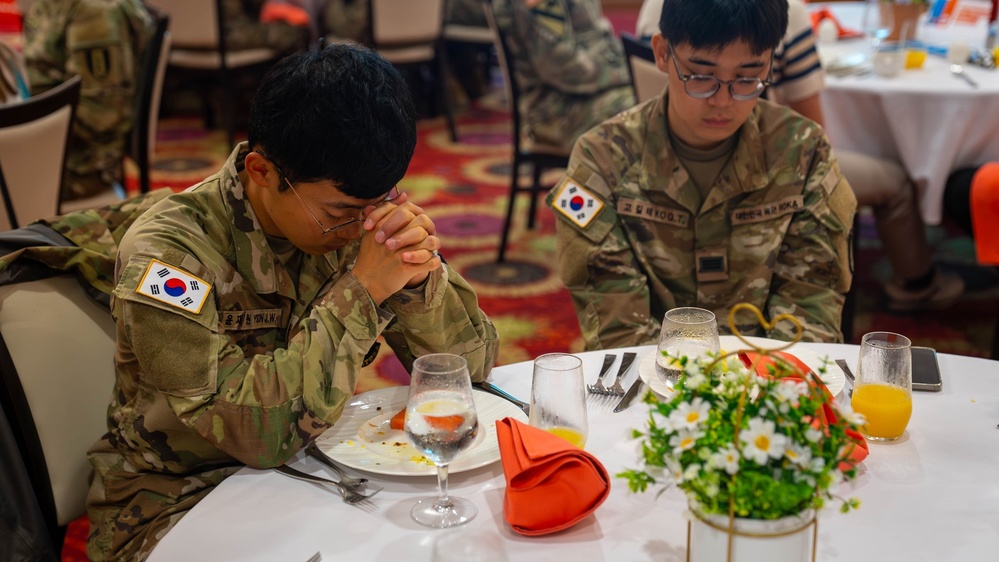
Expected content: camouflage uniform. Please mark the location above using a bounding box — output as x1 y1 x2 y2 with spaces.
322 0 370 44
492 0 636 153
86 144 500 561
545 94 856 350
223 0 307 52
23 0 152 200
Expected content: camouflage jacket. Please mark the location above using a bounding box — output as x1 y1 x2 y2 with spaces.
546 94 856 350
86 144 500 561
23 0 153 198
492 0 635 152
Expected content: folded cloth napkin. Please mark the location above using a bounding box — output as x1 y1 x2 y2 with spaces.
739 351 869 468
496 417 610 536
810 8 864 39
971 162 999 265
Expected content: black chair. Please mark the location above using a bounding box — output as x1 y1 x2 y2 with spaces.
370 0 458 143
482 0 569 262
144 0 283 147
0 75 81 230
621 33 666 104
128 7 171 194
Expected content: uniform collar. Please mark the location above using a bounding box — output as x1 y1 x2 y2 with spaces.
218 142 339 299
640 92 771 213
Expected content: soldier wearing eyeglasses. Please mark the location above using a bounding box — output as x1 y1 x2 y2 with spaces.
546 0 856 351
86 44 499 561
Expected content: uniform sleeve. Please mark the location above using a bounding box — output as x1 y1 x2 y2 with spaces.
508 0 630 95
766 137 856 343
381 264 500 383
549 138 660 351
115 256 392 469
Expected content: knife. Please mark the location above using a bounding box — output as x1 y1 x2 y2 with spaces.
614 380 645 413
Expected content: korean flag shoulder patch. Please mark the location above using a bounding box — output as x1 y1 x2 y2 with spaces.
552 178 604 229
136 259 212 314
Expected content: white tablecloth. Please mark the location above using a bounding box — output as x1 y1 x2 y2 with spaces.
148 344 999 561
812 2 999 224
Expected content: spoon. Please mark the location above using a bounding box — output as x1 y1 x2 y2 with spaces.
950 64 979 88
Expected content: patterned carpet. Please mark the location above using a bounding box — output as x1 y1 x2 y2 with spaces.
60 84 998 561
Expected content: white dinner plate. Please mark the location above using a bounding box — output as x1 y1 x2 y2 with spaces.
638 335 845 398
315 386 527 477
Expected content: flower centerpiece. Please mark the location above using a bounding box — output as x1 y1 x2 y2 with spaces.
620 305 866 562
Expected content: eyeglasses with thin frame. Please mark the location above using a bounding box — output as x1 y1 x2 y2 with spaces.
668 47 773 101
255 151 402 236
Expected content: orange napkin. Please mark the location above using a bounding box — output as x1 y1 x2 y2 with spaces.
810 8 864 39
970 162 999 265
496 417 610 536
260 2 310 27
739 351 869 468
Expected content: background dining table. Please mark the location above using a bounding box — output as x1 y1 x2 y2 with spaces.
809 1 999 225
147 342 999 561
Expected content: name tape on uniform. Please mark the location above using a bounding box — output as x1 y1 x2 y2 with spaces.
137 259 212 314
553 179 604 229
617 197 690 228
730 196 804 226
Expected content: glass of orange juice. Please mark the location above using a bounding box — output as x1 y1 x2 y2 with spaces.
530 353 588 448
851 332 912 441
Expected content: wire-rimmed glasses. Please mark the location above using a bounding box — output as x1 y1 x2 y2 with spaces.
255 151 402 236
668 47 773 101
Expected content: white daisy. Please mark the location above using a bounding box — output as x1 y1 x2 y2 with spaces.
669 397 711 430
784 443 813 468
773 380 807 405
682 463 702 481
669 428 703 454
833 402 867 427
805 427 824 443
739 418 788 465
710 445 741 475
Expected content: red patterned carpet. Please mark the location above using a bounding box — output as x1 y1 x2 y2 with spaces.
61 87 998 561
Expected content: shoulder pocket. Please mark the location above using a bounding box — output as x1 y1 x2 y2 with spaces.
115 255 219 331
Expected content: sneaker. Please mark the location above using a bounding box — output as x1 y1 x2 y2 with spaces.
884 270 965 312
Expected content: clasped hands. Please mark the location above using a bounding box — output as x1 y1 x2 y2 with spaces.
351 191 442 305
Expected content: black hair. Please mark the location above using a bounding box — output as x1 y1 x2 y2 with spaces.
659 0 789 55
247 43 416 199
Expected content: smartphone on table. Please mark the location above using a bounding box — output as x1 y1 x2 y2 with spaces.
911 346 943 392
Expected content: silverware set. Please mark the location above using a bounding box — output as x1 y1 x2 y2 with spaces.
587 352 637 397
273 443 382 507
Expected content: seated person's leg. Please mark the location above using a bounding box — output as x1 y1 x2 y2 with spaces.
836 149 963 311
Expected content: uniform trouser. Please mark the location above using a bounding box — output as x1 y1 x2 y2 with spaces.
835 149 933 283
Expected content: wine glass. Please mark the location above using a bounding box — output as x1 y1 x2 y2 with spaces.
656 307 720 385
529 353 588 448
861 0 893 51
405 353 479 528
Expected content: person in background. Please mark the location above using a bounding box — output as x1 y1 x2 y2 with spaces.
86 43 499 561
549 0 856 350
223 0 309 52
635 0 964 313
491 0 636 153
22 0 152 201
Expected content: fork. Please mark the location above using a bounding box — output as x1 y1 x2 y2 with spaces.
605 352 638 396
586 353 618 395
273 464 381 505
305 442 369 492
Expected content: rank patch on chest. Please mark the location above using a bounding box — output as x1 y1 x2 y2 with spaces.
553 179 604 229
136 259 212 314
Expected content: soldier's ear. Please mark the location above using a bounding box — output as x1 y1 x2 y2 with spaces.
652 34 671 75
244 151 281 191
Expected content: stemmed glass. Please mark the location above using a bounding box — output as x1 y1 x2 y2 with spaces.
405 353 479 528
861 0 893 51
